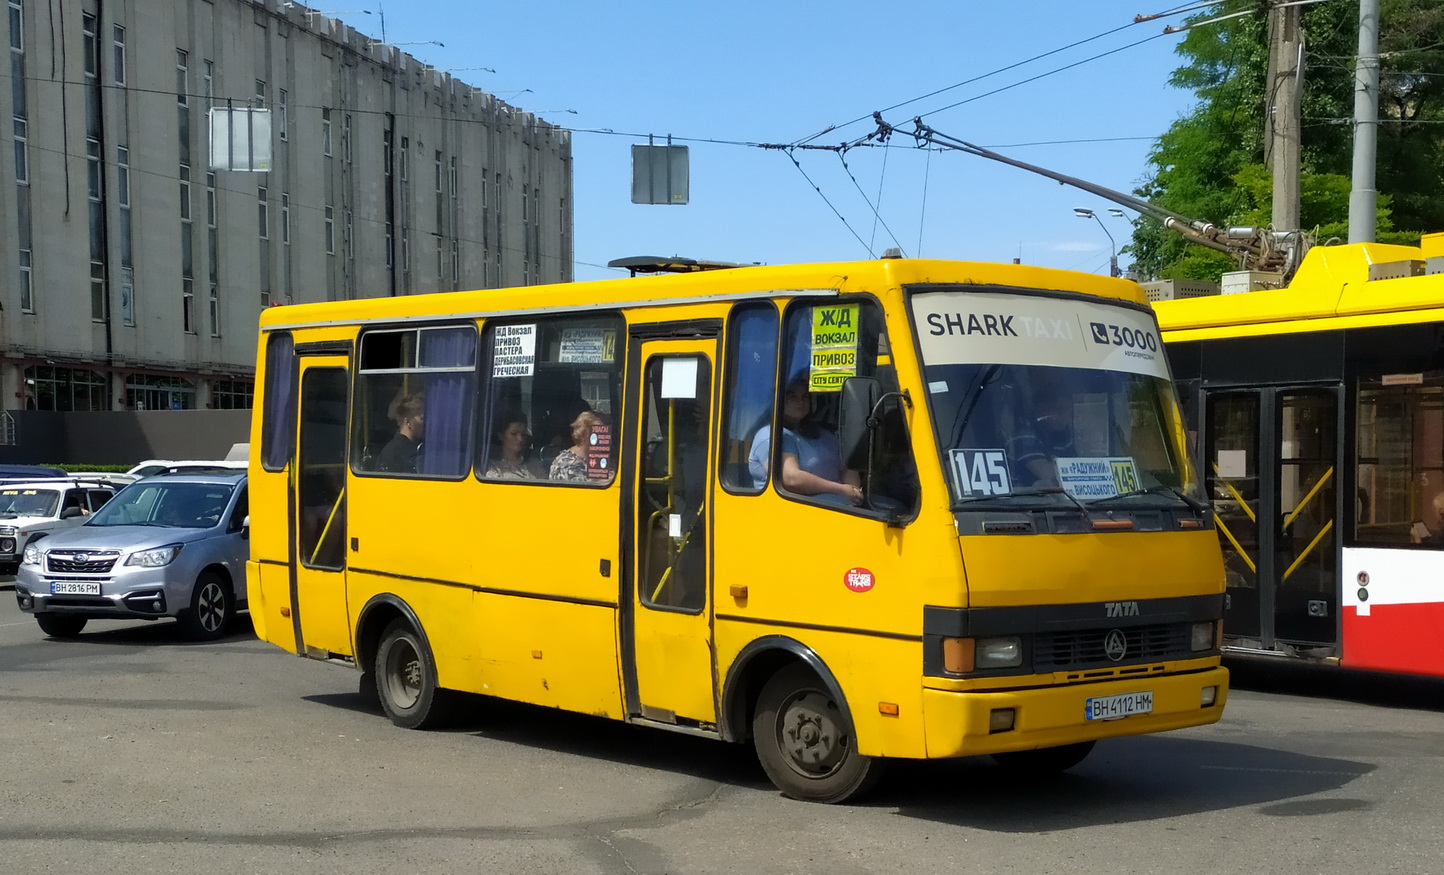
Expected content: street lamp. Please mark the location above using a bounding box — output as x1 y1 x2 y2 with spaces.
1074 207 1118 278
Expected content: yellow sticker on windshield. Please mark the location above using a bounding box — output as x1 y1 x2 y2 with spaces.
809 304 859 393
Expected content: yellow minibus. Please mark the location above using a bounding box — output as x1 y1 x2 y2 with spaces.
248 254 1228 802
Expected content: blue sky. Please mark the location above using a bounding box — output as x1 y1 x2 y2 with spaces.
331 1 1206 282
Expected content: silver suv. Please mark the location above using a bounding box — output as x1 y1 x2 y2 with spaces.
0 479 119 576
14 472 248 641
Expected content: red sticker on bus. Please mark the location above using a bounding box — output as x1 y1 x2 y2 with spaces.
844 567 875 593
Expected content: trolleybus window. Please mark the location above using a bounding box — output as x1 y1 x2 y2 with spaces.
1356 371 1444 547
353 324 477 478
477 314 622 485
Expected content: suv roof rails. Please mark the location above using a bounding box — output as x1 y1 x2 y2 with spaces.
607 256 752 277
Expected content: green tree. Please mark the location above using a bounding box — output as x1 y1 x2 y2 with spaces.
1131 0 1444 280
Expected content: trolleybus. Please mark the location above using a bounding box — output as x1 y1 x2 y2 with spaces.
1156 232 1444 677
248 255 1228 802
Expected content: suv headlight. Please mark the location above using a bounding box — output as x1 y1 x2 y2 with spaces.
22 543 42 565
126 544 184 567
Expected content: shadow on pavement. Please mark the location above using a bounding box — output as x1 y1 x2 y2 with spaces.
1226 655 1444 713
303 684 1374 828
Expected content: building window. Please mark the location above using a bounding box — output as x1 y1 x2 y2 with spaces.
175 49 188 104
211 380 254 410
203 59 213 108
25 365 108 411
126 374 196 411
117 146 130 206
209 283 220 337
182 278 194 334
278 89 287 140
206 171 216 226
18 247 32 312
258 186 268 239
322 108 332 156
324 206 334 254
112 25 125 85
281 192 290 244
90 261 107 321
9 0 23 53
343 112 351 162
13 117 26 183
179 165 191 221
254 78 265 105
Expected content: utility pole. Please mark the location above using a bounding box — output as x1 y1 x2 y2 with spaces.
1265 0 1303 232
1348 0 1380 243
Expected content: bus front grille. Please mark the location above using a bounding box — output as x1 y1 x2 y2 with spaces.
1037 623 1190 670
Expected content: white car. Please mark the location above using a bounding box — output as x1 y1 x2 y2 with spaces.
0 479 119 575
127 459 247 479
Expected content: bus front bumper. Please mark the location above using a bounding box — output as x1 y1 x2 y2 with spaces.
921 666 1229 759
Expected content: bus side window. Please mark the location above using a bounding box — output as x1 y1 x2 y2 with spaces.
353 325 477 479
778 299 919 515
719 302 778 493
477 316 622 485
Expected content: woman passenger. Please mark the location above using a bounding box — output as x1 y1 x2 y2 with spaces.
550 410 606 482
485 415 536 480
749 375 863 506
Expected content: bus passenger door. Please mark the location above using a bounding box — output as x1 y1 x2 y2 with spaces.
1205 386 1339 652
624 341 717 726
293 358 352 658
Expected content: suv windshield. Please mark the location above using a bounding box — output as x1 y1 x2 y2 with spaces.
0 488 60 518
88 482 235 529
912 287 1201 509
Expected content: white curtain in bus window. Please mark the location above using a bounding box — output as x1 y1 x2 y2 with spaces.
354 324 477 478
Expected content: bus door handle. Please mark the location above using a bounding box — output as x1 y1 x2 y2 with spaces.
729 584 748 600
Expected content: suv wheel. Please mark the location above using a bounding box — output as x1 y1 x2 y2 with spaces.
179 571 234 641
36 614 87 638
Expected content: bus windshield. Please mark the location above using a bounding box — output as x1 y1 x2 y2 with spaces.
911 287 1200 509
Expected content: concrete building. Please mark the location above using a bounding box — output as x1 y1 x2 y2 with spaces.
0 0 572 415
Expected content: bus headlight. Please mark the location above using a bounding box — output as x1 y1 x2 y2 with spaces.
975 636 1023 669
1191 621 1216 652
942 635 1024 673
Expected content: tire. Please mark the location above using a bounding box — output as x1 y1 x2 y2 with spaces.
375 619 453 729
752 664 883 803
179 571 235 641
36 614 87 638
991 740 1096 775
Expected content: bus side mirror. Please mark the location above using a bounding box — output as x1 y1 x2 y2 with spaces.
839 377 882 470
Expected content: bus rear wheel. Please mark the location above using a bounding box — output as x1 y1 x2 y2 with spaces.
752 664 883 803
375 619 453 730
991 740 1096 775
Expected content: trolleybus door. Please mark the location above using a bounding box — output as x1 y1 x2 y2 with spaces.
292 357 352 658
1205 386 1340 651
623 340 717 726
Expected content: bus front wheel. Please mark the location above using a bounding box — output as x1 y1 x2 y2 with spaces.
752 664 883 803
991 740 1096 775
375 619 453 730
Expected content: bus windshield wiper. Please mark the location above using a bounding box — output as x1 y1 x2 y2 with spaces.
953 486 1087 512
1086 485 1208 511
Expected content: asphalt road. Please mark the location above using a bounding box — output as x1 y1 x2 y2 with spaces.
1 587 1441 874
